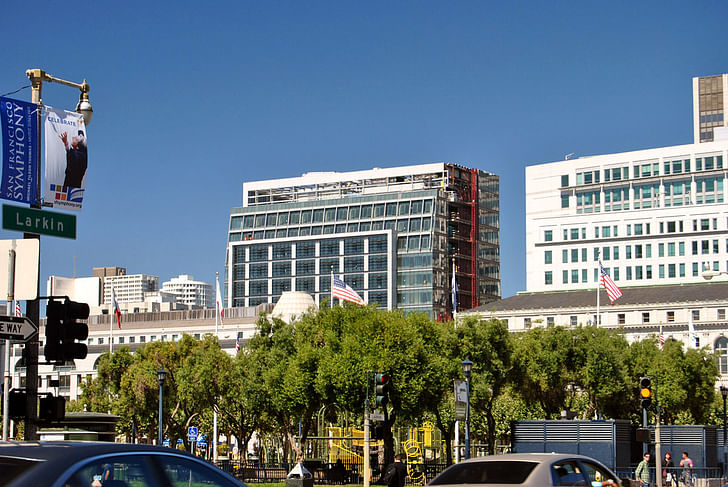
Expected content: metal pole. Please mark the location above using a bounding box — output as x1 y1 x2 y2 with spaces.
465 375 471 460
3 249 16 440
213 272 219 462
158 375 164 445
364 372 371 487
722 388 727 481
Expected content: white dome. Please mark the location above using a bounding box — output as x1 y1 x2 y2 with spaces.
271 291 317 323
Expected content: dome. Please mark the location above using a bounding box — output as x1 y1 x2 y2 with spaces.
271 291 318 323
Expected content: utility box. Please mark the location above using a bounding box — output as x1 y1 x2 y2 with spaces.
511 420 631 470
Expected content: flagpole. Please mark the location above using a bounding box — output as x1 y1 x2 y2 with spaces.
109 286 113 354
213 272 219 463
596 254 601 327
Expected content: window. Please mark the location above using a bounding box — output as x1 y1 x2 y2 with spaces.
547 317 555 327
545 271 553 285
618 314 625 325
642 312 650 324
570 316 577 326
692 310 700 321
524 318 532 329
717 337 728 374
719 309 726 320
667 311 675 322
545 251 552 264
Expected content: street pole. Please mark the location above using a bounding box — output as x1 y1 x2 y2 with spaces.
158 369 166 445
364 371 371 487
2 249 16 440
462 359 473 460
721 386 728 481
23 69 92 441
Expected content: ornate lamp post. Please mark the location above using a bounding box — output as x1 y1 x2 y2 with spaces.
462 359 473 459
157 369 166 445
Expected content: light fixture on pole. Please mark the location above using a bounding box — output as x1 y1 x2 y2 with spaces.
701 265 728 281
721 385 728 480
462 358 473 460
157 369 166 445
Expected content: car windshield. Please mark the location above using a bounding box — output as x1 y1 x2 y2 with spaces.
430 461 538 484
0 457 44 486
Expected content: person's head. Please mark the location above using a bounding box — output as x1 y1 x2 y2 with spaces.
682 452 689 459
665 452 672 459
71 133 86 150
394 454 402 462
644 453 651 461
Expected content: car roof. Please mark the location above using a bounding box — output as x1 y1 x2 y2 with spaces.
456 453 607 463
0 441 194 462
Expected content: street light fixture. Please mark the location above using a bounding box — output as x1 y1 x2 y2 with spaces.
462 358 473 460
157 369 166 445
721 385 728 480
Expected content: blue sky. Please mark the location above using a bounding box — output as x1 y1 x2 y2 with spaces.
1 1 727 302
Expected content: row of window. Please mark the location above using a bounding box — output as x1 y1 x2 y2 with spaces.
229 216 434 242
547 239 726 265
547 217 723 243
231 199 435 230
544 261 726 285
563 155 724 188
569 177 724 213
241 291 390 309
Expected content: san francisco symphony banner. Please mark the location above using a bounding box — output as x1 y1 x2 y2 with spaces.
43 107 87 211
0 97 38 205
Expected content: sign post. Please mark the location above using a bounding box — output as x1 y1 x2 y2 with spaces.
0 315 38 342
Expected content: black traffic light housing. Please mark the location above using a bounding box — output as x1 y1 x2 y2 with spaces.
39 395 66 422
44 298 89 363
639 376 652 410
375 373 390 407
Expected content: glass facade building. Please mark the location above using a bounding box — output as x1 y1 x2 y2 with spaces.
226 163 500 318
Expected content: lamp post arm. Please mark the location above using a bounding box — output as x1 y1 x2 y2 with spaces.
26 69 89 93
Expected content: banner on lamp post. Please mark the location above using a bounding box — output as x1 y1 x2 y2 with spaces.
0 97 38 205
43 106 87 211
454 379 467 420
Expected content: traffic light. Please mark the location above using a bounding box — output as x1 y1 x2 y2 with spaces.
39 395 65 422
639 376 652 410
43 299 64 362
44 298 89 363
375 373 390 407
61 299 89 360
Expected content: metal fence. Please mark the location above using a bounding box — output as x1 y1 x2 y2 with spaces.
213 460 450 485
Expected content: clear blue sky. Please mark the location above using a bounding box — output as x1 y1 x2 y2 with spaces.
1 1 727 302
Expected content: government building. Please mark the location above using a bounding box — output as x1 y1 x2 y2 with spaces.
225 162 500 318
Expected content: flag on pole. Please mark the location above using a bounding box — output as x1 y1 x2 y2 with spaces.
659 325 665 350
688 313 698 348
332 274 364 305
14 301 21 317
216 275 224 321
599 261 622 303
452 260 459 318
235 337 240 353
111 287 121 329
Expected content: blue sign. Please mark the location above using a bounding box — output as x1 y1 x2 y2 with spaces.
163 439 170 446
187 426 198 441
176 439 183 445
0 97 38 205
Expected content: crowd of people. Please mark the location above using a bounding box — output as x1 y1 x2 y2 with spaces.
635 451 694 487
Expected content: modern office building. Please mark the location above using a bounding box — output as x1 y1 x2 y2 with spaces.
226 162 500 318
526 138 728 292
161 275 214 309
694 73 728 144
102 273 159 304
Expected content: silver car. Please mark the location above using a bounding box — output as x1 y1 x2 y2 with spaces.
428 453 623 487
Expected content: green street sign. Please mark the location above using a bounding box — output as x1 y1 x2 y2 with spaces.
2 205 77 239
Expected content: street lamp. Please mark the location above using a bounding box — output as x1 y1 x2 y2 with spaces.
462 358 473 460
157 369 166 445
701 267 728 281
721 386 728 480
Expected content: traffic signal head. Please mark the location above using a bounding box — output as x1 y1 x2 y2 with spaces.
44 298 89 363
639 376 652 409
375 373 390 407
43 300 64 363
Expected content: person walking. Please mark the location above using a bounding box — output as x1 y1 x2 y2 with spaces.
635 453 651 487
679 452 694 487
381 454 407 487
663 452 675 487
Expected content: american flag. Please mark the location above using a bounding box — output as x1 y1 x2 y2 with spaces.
332 274 364 305
659 325 665 350
599 261 622 303
14 301 21 317
235 337 240 353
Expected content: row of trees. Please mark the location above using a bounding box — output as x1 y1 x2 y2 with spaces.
72 305 720 465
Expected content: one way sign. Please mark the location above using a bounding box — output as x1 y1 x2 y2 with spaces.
0 315 37 342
